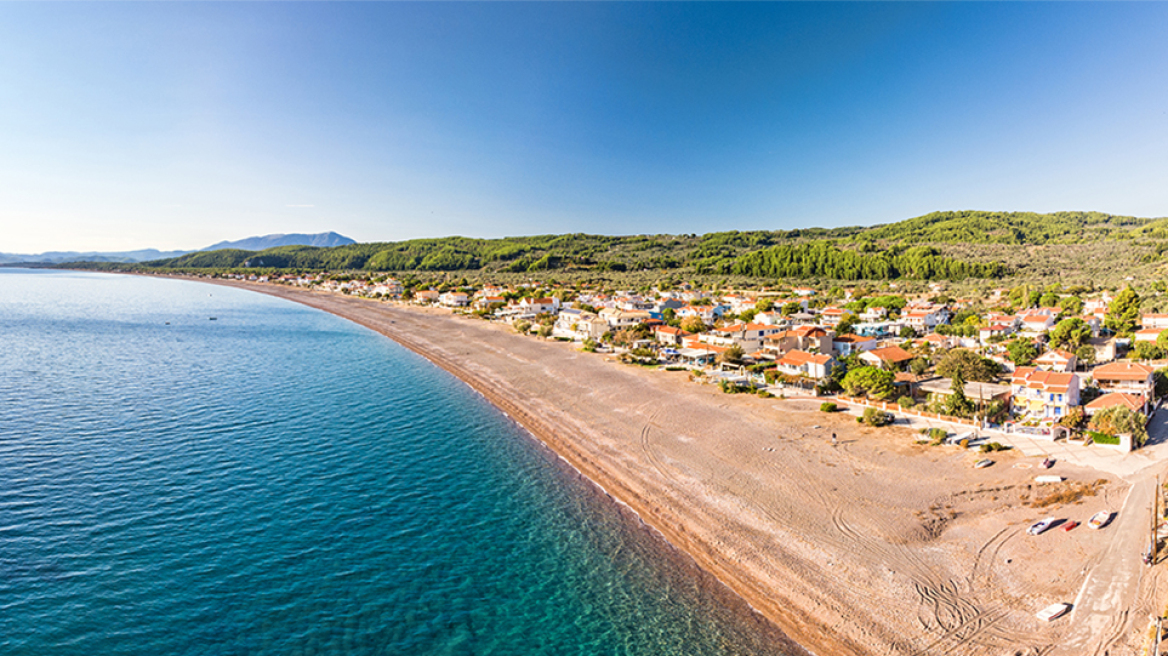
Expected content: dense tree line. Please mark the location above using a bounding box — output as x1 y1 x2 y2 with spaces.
722 242 1006 281
861 210 1148 245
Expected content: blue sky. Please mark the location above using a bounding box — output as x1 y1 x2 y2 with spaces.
2 2 1167 252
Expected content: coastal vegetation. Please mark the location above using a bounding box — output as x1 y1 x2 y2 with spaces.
57 210 1168 296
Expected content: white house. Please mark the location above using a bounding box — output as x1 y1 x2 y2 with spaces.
552 309 609 341
776 350 835 380
520 297 561 314
1033 348 1077 372
701 322 784 352
832 334 877 357
1018 311 1056 335
903 309 945 332
599 308 651 328
439 291 470 307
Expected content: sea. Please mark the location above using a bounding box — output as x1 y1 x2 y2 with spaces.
0 269 802 656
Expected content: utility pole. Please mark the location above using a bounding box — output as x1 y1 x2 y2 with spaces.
1154 476 1161 566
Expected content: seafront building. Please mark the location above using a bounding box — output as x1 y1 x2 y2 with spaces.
241 272 1162 450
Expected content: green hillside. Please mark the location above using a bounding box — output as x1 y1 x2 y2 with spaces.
64 210 1168 284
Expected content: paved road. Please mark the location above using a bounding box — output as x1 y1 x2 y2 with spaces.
1062 476 1155 655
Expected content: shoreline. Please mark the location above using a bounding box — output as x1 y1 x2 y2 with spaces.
199 279 855 655
164 275 1145 656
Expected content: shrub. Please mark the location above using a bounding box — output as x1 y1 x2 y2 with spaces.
897 396 915 408
979 441 1010 453
820 402 839 413
861 407 894 427
927 427 948 445
757 390 774 399
958 438 969 449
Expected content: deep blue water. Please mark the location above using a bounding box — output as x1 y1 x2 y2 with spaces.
0 270 800 656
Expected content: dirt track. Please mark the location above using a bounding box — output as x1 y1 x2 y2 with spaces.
197 280 1151 656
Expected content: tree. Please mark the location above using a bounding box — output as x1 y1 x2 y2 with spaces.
720 344 745 364
1156 330 1168 352
1008 284 1030 308
755 298 774 312
837 313 858 335
1156 368 1168 397
841 366 896 400
680 316 706 334
1039 292 1061 308
1105 286 1141 337
1075 344 1096 367
739 308 758 323
1048 317 1092 351
899 325 916 339
1058 406 1086 432
1058 295 1084 316
781 301 802 316
945 370 974 418
935 349 1001 382
1089 405 1148 446
1006 339 1039 367
661 307 677 325
1132 341 1163 361
909 357 930 376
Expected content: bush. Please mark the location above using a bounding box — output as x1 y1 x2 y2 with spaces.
757 390 774 399
860 407 894 427
979 441 1010 453
897 396 915 408
820 402 839 413
1087 430 1121 445
925 427 948 445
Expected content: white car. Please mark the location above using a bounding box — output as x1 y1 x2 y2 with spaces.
1028 517 1057 536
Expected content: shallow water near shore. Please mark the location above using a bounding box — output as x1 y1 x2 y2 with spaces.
0 269 802 656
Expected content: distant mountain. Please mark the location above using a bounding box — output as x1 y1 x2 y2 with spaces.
0 232 356 265
0 248 190 265
201 232 355 252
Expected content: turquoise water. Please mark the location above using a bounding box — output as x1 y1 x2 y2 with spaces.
0 270 802 656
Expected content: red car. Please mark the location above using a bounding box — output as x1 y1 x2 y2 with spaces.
1063 521 1080 532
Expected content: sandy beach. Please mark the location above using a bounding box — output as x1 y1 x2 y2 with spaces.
197 279 1160 656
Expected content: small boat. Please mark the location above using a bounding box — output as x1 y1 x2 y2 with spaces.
1035 475 1063 484
1036 602 1071 621
209 317 218 321
1088 511 1111 530
1041 457 1054 469
974 459 994 469
1028 517 1057 536
1062 521 1079 532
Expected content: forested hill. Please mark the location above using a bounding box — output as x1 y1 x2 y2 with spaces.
859 210 1151 245
64 210 1168 282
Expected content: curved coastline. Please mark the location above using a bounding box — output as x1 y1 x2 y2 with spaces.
196 279 849 655
165 276 1131 656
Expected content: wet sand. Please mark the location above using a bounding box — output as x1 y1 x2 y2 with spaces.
194 280 1137 656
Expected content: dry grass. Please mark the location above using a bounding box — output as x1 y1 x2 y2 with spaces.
1028 479 1108 508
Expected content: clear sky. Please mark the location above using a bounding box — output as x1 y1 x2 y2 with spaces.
2 2 1167 253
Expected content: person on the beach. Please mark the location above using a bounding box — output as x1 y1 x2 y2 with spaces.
831 432 837 446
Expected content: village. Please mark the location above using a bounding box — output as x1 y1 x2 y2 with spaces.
191 269 1168 654
223 272 1166 457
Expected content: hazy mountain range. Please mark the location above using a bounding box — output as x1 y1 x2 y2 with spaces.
0 232 356 264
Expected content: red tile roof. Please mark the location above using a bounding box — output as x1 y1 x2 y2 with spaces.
1092 361 1154 381
1086 392 1144 412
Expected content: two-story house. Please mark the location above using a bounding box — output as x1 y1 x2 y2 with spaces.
1011 368 1080 421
